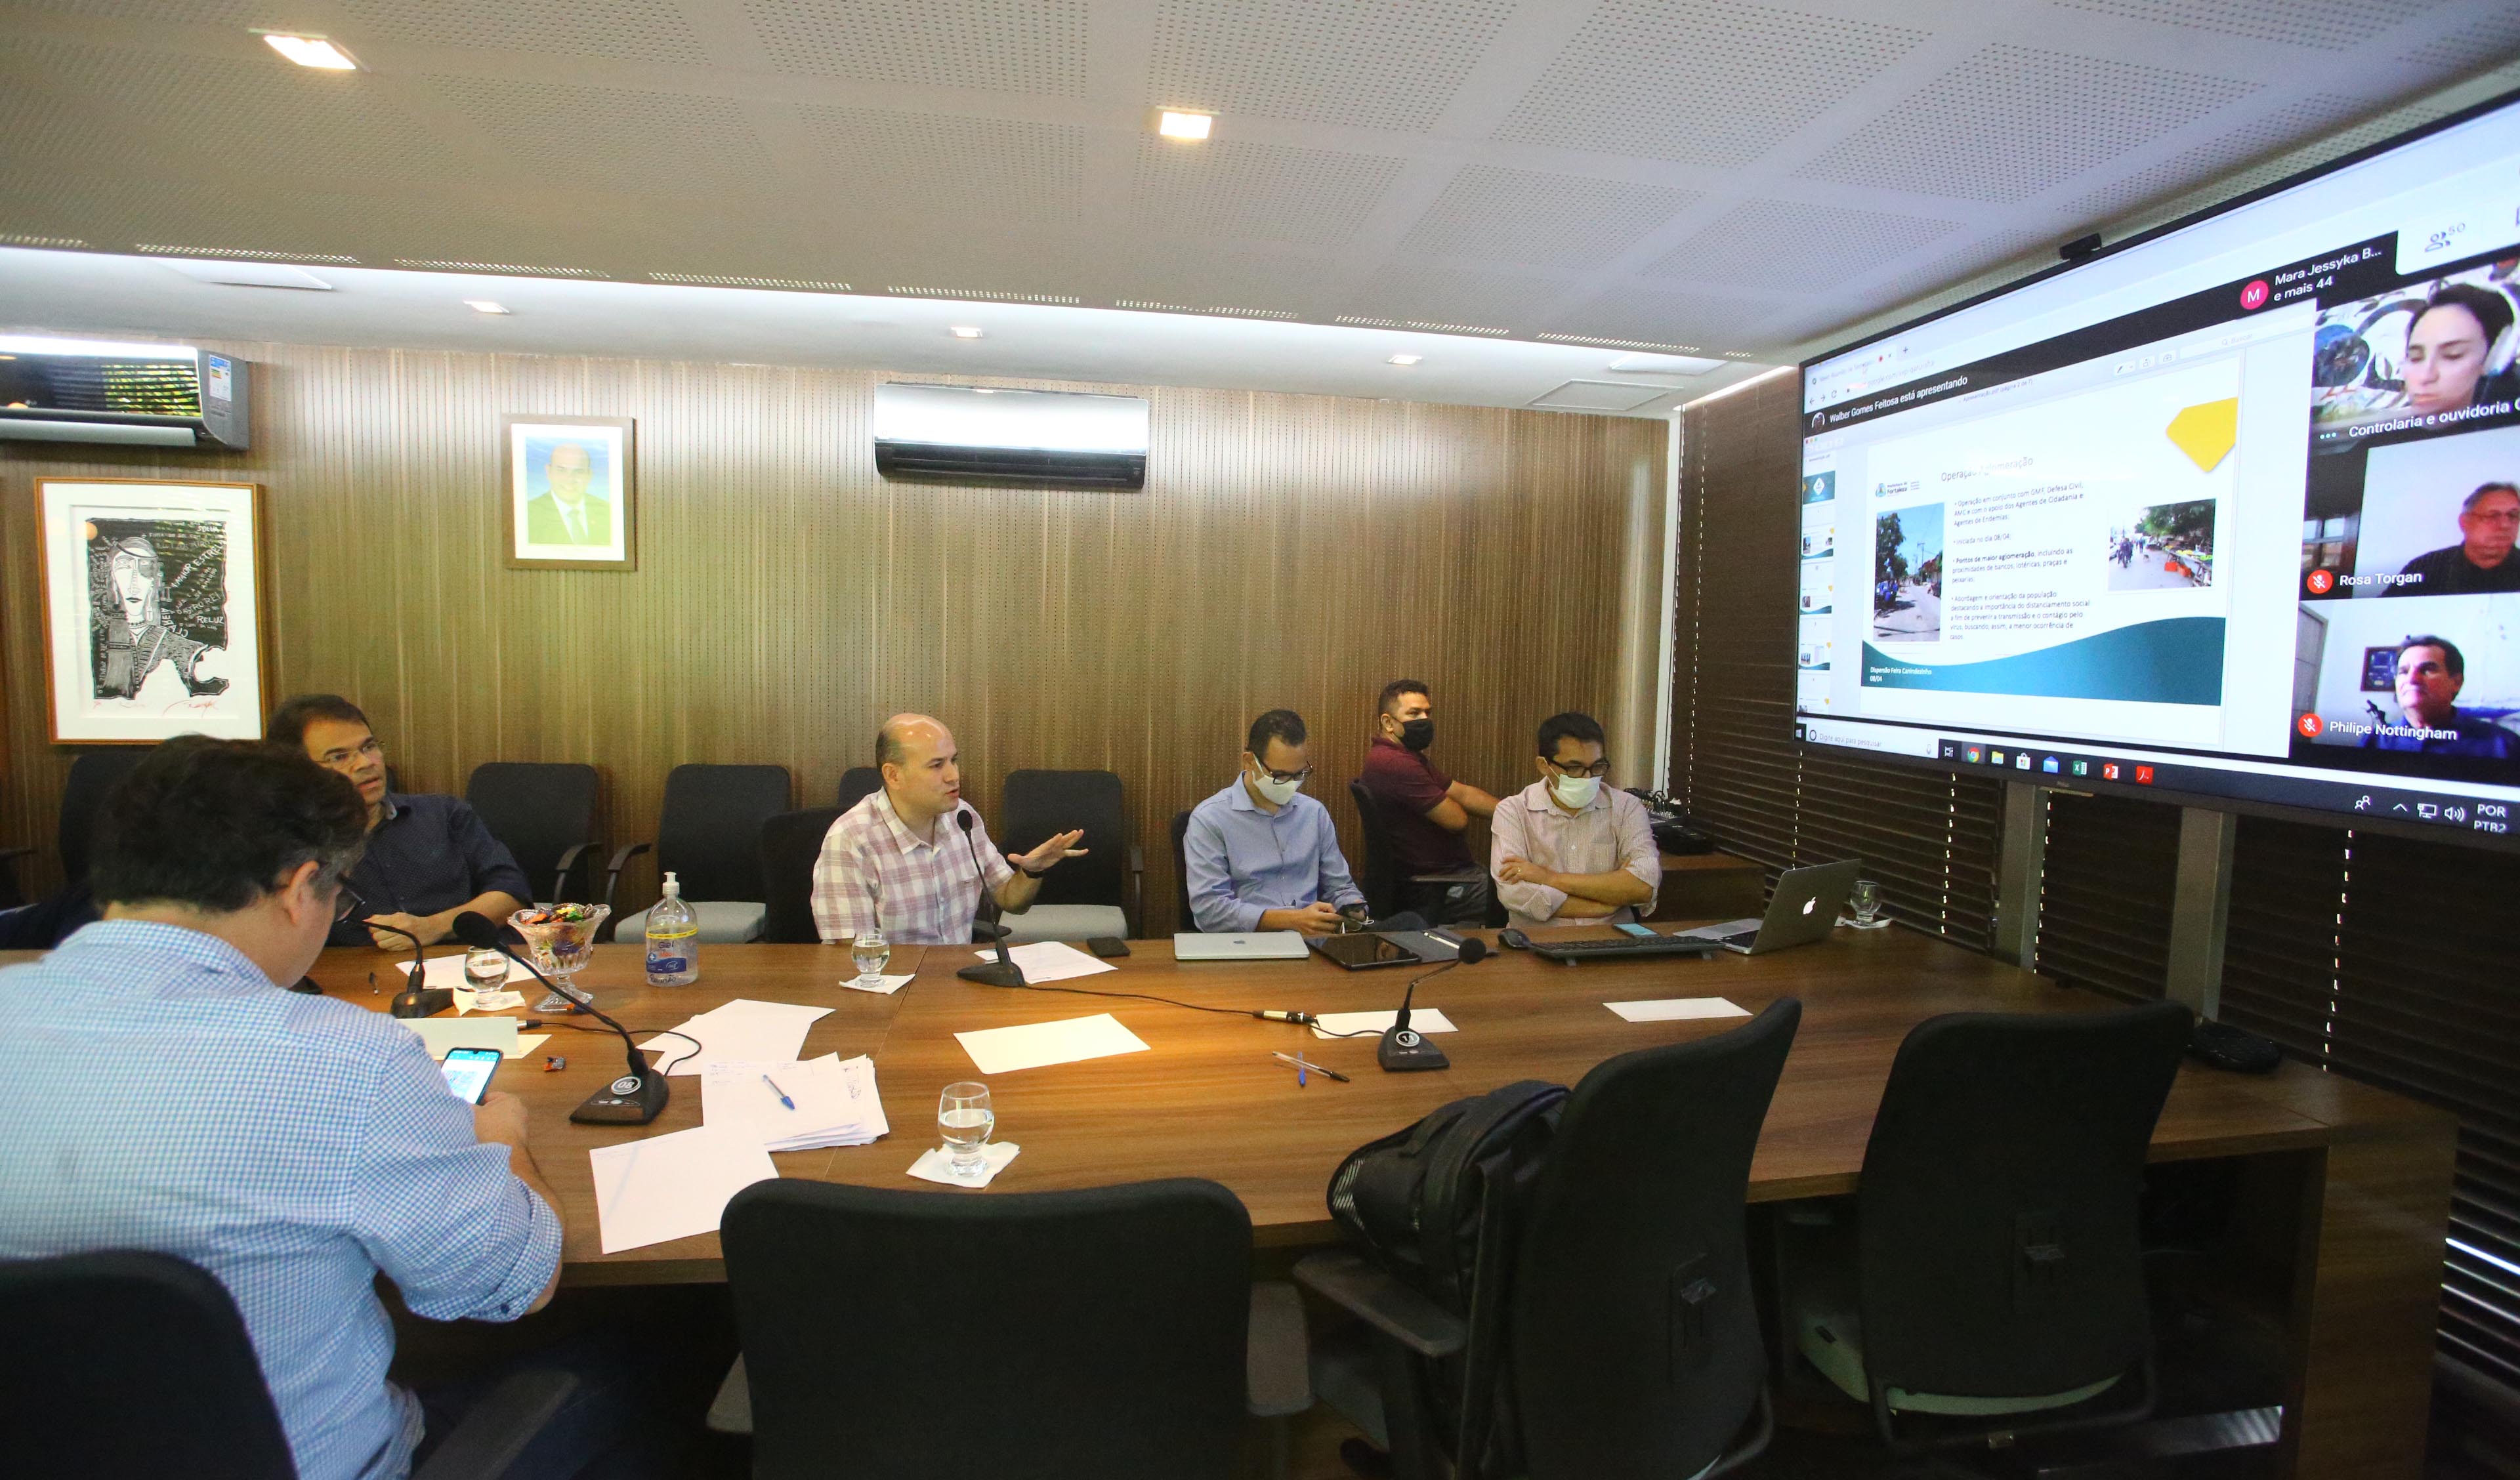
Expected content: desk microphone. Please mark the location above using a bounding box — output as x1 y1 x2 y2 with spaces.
368 918 448 1018
1379 936 1484 1073
954 808 1028 988
452 911 668 1125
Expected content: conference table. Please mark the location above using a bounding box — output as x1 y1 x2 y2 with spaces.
304 921 2447 1479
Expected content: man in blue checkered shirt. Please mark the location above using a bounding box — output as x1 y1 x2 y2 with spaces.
0 737 564 1480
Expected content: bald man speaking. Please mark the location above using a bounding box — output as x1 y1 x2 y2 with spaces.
809 714 1085 945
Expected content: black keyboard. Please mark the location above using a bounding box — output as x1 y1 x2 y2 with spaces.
1529 935 1725 962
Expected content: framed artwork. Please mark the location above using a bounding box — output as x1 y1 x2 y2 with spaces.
36 478 269 744
505 415 635 570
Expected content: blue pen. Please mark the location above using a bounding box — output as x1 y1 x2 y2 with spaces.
761 1073 795 1111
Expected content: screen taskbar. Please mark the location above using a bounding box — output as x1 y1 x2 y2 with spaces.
1797 717 2517 842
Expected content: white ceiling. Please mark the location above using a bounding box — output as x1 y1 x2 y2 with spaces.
2 0 2518 388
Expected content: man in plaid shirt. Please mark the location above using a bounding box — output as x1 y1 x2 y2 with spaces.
811 713 1087 945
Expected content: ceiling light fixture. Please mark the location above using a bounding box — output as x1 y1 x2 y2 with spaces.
465 300 511 314
1158 110 1213 141
261 33 360 70
1388 354 1422 366
950 325 983 339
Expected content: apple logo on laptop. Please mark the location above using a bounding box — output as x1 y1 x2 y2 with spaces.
1801 898 1816 916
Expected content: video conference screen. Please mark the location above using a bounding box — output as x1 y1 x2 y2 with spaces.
1797 90 2520 846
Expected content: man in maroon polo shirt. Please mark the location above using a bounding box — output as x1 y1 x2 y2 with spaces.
1355 679 1500 925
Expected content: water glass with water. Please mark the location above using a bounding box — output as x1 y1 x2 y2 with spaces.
852 928 891 990
938 1081 994 1180
463 948 509 994
1850 878 1883 926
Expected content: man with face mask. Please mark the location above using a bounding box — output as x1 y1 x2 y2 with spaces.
1183 709 1370 935
1492 710 1661 933
1356 680 1498 925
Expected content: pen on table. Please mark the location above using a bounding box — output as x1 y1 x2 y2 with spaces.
1272 1050 1351 1084
761 1073 795 1111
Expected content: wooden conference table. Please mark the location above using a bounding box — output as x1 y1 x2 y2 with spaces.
305 922 2446 1480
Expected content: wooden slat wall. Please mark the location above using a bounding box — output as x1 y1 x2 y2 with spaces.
0 344 1666 930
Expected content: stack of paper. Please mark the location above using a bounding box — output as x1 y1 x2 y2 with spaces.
702 1053 891 1151
589 1124 778 1254
639 998 833 1076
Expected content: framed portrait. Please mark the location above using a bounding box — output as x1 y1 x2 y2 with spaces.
36 478 270 745
505 415 635 570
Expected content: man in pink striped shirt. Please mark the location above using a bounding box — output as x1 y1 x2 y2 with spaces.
810 714 1085 945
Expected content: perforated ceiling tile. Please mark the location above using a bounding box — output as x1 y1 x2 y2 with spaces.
340 0 711 66
2068 92 2371 226
1549 282 1775 350
17 0 319 25
1796 45 2259 204
1342 263 1568 329
424 75 768 196
1092 245 1344 316
1648 199 1961 291
1399 165 1698 270
1493 0 1926 167
1146 0 1517 133
1852 229 2056 329
744 0 1087 97
797 106 1084 228
2403 7 2520 71
2054 0 2446 50
1131 136 1404 248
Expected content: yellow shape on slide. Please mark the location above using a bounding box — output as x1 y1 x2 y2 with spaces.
2164 398 2238 472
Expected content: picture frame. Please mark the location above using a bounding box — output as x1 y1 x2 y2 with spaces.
35 477 270 745
504 415 636 571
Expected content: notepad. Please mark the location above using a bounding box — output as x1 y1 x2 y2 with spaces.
588 1124 778 1254
1604 997 1751 1023
954 1012 1149 1075
970 941 1115 984
1311 1008 1458 1040
702 1054 890 1151
398 1015 553 1059
640 998 833 1076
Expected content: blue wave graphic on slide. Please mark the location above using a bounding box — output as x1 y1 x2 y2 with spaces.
1862 617 2226 705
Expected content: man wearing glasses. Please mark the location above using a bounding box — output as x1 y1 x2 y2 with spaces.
2387 482 2520 595
1492 711 1661 932
1183 709 1370 935
269 693 531 949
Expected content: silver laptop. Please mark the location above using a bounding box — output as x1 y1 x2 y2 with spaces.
1173 931 1311 961
1673 859 1862 955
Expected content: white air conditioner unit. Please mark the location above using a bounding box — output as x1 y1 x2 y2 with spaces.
873 382 1146 490
0 335 250 449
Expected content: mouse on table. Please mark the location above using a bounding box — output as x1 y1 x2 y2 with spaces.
1498 928 1531 950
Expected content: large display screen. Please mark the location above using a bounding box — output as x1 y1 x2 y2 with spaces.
1797 90 2520 846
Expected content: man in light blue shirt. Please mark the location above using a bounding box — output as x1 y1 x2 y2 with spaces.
1184 709 1370 934
0 737 563 1480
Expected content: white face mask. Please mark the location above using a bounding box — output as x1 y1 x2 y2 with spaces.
1251 769 1303 806
1549 773 1601 809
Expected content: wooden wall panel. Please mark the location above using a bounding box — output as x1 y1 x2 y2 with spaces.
1 343 1666 930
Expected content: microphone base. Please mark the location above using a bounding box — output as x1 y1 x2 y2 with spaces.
957 959 1029 987
1377 1026 1451 1073
390 987 456 1019
570 1069 669 1125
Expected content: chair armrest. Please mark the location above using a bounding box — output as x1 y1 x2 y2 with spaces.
1248 1281 1312 1418
598 842 650 941
1404 869 1484 884
1294 1252 1465 1359
410 1368 576 1480
551 841 598 905
1128 842 1145 939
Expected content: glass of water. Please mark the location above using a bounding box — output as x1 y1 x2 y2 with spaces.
463 947 509 995
851 928 891 991
938 1081 994 1181
1850 878 1883 927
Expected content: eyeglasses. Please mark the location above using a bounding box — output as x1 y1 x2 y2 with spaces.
333 883 367 922
1253 763 1313 786
318 737 383 768
1543 756 1613 779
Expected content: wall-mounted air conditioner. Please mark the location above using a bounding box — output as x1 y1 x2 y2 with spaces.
873 382 1146 490
0 335 250 450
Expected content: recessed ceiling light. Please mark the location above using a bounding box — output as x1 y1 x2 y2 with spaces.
261 33 359 70
1158 111 1213 141
1388 354 1422 366
465 300 511 314
950 325 983 339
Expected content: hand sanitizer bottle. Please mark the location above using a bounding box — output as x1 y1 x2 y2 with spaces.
645 872 698 986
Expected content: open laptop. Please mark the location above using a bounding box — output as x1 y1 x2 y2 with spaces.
1173 931 1310 961
1672 859 1861 956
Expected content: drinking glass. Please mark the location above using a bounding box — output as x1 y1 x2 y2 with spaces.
1849 878 1884 928
851 928 891 991
463 947 510 995
938 1081 994 1180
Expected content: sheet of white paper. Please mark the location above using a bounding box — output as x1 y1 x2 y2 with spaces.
588 1125 778 1254
908 1141 1021 1187
1604 997 1752 1023
838 1054 891 1141
400 1016 518 1057
451 987 527 1016
838 973 915 996
639 998 833 1075
970 941 1116 984
954 1012 1149 1075
398 955 534 991
1311 1008 1458 1040
702 1054 887 1151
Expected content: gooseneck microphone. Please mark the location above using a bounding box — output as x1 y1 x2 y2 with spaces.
954 808 1029 988
368 918 447 1018
1378 936 1486 1073
452 911 668 1125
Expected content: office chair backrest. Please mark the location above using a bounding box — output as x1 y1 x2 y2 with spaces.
835 766 881 813
1345 778 1402 918
466 762 600 902
656 764 791 903
0 1249 296 1479
723 1177 1253 1480
1858 1000 2193 1402
1509 998 1802 1480
757 808 841 943
58 749 147 885
1168 808 1195 933
1001 769 1124 910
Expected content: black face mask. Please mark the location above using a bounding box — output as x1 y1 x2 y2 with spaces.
1396 718 1435 752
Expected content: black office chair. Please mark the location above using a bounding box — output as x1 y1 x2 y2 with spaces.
717 1177 1308 1480
1169 807 1196 934
465 762 602 905
1783 1000 2193 1459
0 843 29 908
757 807 841 944
1300 999 1801 1480
604 764 791 943
0 1249 573 1480
999 769 1143 940
58 749 148 888
1347 778 1488 926
835 766 881 813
